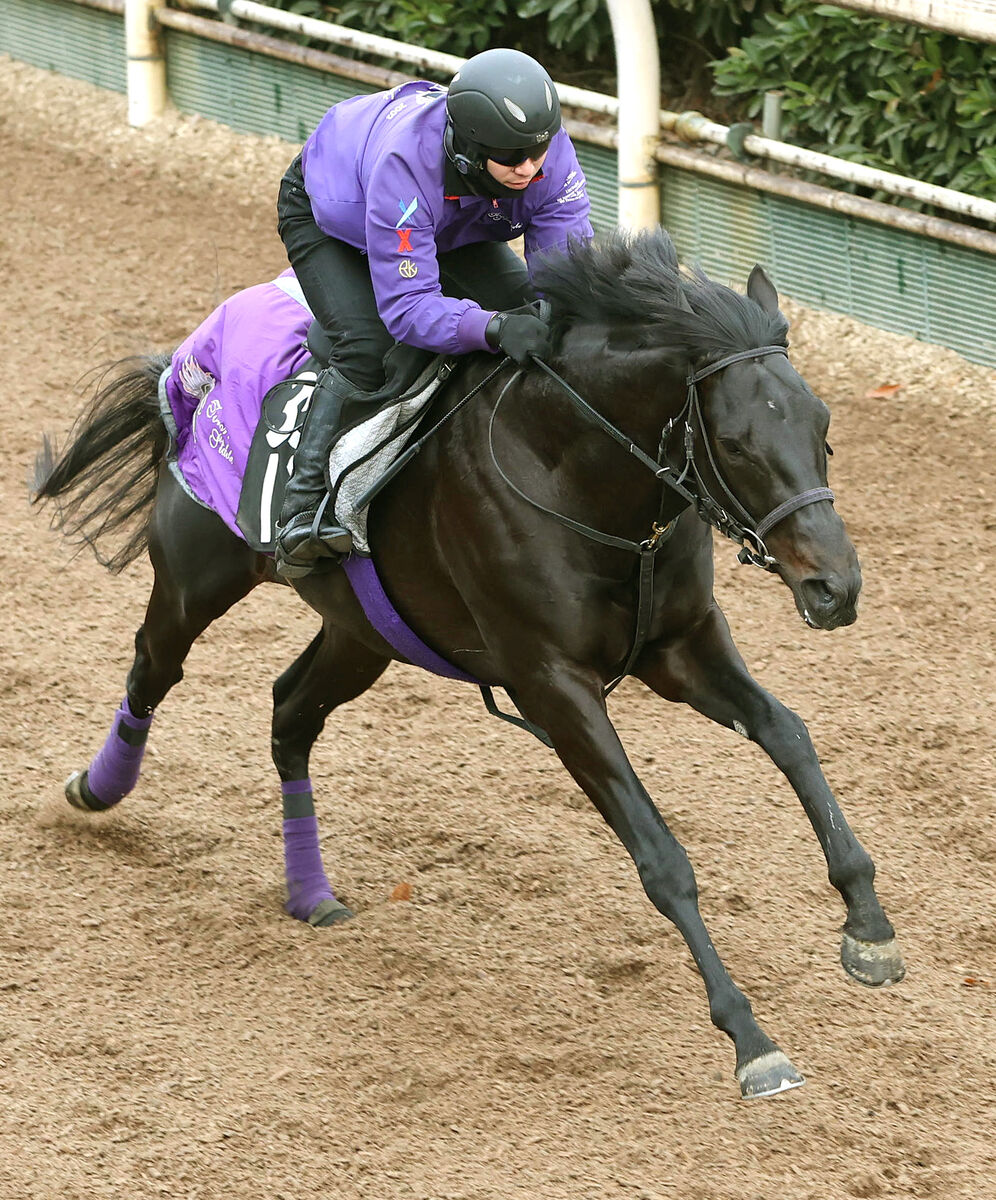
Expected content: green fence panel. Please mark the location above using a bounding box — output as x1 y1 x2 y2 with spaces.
0 0 125 91
659 169 770 285
573 141 618 231
662 167 996 366
164 30 377 145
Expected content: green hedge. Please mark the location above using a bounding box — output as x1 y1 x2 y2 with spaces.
267 0 617 67
711 2 996 201
261 0 995 201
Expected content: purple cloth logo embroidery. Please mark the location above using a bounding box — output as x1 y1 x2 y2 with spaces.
178 354 215 400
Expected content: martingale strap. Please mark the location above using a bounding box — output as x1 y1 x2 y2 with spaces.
487 366 679 699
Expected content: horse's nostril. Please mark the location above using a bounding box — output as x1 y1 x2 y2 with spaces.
803 579 838 613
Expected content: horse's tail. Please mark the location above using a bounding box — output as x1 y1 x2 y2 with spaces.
33 352 173 573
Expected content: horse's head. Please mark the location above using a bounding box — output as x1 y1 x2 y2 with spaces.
532 231 861 630
690 267 861 630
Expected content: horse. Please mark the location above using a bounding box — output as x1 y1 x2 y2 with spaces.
34 228 905 1099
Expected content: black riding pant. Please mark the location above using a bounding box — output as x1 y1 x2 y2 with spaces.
277 155 532 392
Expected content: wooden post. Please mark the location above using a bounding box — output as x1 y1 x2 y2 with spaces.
125 0 167 126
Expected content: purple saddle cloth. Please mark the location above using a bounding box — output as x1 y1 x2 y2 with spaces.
161 270 480 685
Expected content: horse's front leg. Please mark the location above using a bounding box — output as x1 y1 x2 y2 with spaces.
635 605 905 988
515 664 804 1099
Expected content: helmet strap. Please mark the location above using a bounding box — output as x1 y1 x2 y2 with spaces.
443 121 482 176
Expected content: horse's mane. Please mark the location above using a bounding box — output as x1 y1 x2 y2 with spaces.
532 227 789 358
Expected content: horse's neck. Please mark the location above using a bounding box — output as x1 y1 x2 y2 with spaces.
528 343 685 464
508 347 688 530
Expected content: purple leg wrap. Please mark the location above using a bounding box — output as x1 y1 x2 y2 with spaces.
86 696 154 808
281 780 337 921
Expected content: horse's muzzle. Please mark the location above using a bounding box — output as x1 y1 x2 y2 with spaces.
798 573 860 630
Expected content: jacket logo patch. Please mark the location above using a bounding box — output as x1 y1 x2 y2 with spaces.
485 210 523 231
396 228 413 253
399 259 418 279
396 197 419 227
557 176 587 205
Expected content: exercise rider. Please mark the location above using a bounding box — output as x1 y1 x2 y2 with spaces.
274 46 593 578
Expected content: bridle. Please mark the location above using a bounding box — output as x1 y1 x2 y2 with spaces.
487 343 835 699
669 345 834 568
355 340 836 740
499 345 833 572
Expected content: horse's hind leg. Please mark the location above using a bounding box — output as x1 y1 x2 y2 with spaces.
271 625 391 927
635 606 905 989
67 471 266 812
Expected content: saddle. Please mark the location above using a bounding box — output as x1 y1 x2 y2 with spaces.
236 322 454 554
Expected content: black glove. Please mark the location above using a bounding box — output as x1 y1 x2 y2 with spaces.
485 310 551 367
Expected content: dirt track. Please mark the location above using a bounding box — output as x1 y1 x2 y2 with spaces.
1 55 994 1200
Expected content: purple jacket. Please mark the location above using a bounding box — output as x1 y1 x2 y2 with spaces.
300 80 593 356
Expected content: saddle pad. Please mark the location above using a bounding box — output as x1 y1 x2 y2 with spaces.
160 271 314 543
328 357 451 553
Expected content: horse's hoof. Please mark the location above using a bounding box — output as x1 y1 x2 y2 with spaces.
737 1051 806 1099
841 933 906 987
307 898 354 927
64 770 109 813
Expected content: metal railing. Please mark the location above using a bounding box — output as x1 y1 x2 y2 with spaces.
164 0 996 234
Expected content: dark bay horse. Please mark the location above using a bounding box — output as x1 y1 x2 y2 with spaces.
34 229 905 1098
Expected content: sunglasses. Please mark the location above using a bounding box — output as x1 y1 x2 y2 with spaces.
486 140 551 167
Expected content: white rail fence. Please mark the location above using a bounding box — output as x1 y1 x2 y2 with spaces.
827 0 996 41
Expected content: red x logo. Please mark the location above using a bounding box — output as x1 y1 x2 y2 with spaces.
396 228 413 253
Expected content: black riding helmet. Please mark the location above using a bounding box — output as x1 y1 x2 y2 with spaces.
444 48 561 187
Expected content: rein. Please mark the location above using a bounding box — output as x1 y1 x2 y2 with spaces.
352 340 834 740
488 344 835 695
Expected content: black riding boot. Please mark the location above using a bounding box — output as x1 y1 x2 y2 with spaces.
274 366 365 579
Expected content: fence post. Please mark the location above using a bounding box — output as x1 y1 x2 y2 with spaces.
606 0 661 230
125 0 167 125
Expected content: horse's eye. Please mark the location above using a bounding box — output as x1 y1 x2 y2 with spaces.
719 438 742 456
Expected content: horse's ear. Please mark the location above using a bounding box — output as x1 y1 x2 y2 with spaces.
747 265 780 315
